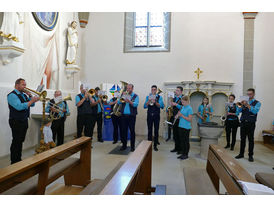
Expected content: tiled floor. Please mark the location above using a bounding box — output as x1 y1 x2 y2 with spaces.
0 135 273 195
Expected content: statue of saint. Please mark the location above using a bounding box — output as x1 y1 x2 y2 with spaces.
0 12 23 43
66 21 78 65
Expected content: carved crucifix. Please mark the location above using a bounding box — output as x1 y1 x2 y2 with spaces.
194 68 203 80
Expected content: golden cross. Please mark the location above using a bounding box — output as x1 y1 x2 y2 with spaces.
194 68 203 80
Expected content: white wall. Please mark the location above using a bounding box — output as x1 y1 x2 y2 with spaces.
0 12 82 157
81 12 246 137
253 13 274 140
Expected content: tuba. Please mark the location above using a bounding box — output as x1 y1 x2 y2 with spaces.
113 81 128 116
49 94 72 121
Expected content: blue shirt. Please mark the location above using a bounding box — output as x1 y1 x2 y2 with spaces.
75 93 85 106
7 89 35 111
238 99 261 115
178 105 193 129
45 101 70 117
165 95 182 111
118 92 139 115
198 104 213 123
143 94 164 109
93 95 102 113
227 104 240 121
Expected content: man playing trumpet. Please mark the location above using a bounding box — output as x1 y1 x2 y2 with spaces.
235 88 261 162
144 85 164 151
45 90 70 146
7 78 39 164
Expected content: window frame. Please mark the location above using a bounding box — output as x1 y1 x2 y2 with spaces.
124 12 171 53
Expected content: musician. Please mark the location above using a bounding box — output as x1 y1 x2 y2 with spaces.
224 94 239 151
176 96 193 160
90 87 104 142
7 78 39 164
197 97 213 124
144 85 164 151
118 84 139 152
45 90 70 146
75 84 93 138
235 88 261 162
109 92 120 144
170 86 183 154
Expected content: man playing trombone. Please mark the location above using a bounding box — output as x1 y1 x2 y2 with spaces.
7 78 39 164
45 90 70 146
144 85 164 151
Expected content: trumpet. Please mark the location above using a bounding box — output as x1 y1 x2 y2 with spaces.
49 94 72 120
24 87 48 100
88 88 96 96
149 88 163 106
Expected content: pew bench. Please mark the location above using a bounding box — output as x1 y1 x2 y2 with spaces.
183 144 257 195
0 136 91 195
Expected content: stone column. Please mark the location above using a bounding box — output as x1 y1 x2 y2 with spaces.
242 12 258 94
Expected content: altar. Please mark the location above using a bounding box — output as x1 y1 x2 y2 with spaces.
163 72 234 141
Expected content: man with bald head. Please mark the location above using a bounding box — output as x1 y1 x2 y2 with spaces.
46 90 70 146
118 83 139 152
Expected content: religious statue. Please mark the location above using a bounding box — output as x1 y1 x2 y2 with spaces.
0 12 24 44
66 21 78 65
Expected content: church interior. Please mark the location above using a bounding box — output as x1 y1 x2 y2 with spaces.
0 10 273 198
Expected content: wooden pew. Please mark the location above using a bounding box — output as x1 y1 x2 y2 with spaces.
184 144 257 195
0 136 91 195
84 140 152 195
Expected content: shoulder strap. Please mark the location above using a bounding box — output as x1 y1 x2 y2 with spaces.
78 94 83 100
131 94 137 101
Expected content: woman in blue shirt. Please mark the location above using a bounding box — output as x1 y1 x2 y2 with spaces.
197 97 213 124
176 96 193 160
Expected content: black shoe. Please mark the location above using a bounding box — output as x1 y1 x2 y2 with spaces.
248 156 254 162
177 151 183 155
120 146 127 151
131 148 135 152
170 149 177 153
235 154 244 159
166 138 171 142
113 141 118 144
154 146 158 151
98 139 104 143
230 147 234 151
224 145 230 149
179 155 188 160
156 142 160 145
177 155 183 159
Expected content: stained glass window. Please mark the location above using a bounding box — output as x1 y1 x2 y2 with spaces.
134 12 165 47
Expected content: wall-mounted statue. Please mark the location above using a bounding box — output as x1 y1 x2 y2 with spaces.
66 21 78 65
64 20 80 78
0 12 23 44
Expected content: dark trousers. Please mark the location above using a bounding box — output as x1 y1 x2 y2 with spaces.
147 113 160 146
91 112 103 140
225 119 238 148
173 120 181 151
239 121 256 157
77 114 92 138
120 115 136 149
178 128 190 156
167 116 174 140
111 114 120 142
51 117 65 146
9 119 28 164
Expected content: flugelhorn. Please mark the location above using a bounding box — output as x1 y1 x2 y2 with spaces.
236 102 243 108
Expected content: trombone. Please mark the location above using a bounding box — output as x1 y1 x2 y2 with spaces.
24 87 48 100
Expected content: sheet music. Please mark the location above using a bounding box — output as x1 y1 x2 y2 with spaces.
168 91 174 98
238 181 274 195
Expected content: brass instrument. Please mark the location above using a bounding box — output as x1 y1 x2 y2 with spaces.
101 94 108 102
49 94 72 120
24 87 48 101
202 104 209 123
221 102 230 122
149 88 163 106
88 88 96 96
167 95 174 122
113 81 128 116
